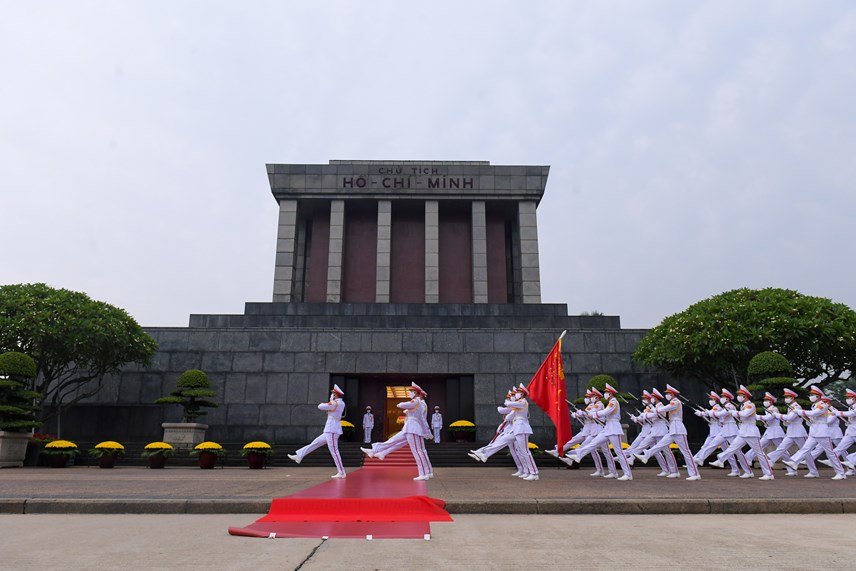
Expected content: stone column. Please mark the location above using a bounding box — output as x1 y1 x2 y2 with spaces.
471 201 488 303
272 199 298 302
518 201 542 303
376 200 391 303
326 200 345 303
425 200 439 303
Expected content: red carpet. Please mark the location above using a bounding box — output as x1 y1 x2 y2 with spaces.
228 450 451 539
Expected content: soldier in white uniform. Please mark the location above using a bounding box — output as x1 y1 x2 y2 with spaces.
546 390 606 476
288 384 347 479
709 385 774 480
470 384 540 481
697 388 752 476
638 389 679 476
634 384 701 481
431 406 443 444
562 387 618 478
746 392 785 466
362 406 374 444
765 388 805 476
783 386 846 480
566 383 632 481
473 388 528 478
361 382 433 480
811 401 845 462
693 391 739 474
829 389 856 475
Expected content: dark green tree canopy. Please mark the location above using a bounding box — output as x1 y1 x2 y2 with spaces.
587 374 616 393
156 368 218 422
0 283 157 419
633 288 856 390
747 351 794 383
0 351 42 432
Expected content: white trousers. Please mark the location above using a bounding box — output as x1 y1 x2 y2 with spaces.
576 433 630 477
718 435 773 476
433 427 441 443
791 436 844 476
296 432 344 475
765 436 803 472
745 434 782 463
629 434 677 474
645 433 699 478
695 433 746 473
371 431 408 457
363 427 372 443
407 433 433 477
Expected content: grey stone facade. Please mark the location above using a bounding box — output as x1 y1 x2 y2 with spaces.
64 303 698 445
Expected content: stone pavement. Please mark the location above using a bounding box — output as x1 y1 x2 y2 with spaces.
2 514 856 570
2 464 856 514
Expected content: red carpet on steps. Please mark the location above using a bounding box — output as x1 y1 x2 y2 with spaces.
228 448 452 539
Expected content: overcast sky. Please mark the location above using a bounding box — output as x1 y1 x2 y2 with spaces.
2 1 855 330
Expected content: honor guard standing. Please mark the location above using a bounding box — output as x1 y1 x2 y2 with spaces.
708 385 774 480
634 385 701 481
431 406 443 444
783 386 847 480
566 384 632 481
288 384 347 479
765 388 805 476
362 406 375 444
745 392 785 467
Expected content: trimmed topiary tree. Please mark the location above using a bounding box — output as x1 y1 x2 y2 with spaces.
745 352 806 412
155 369 218 422
0 351 42 432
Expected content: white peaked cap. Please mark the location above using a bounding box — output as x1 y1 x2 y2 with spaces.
603 383 617 394
332 384 344 397
518 383 530 396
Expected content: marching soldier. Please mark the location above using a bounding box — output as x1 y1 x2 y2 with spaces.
566 383 632 481
783 386 846 480
470 384 539 481
746 392 785 467
765 388 805 476
546 390 606 476
288 384 347 479
362 406 374 444
361 382 434 480
697 388 752 476
626 390 676 476
832 389 856 474
708 385 774 480
634 384 701 481
471 388 528 478
692 391 738 475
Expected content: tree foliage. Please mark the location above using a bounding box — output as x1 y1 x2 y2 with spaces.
155 369 218 422
633 288 856 390
0 351 42 431
0 283 157 420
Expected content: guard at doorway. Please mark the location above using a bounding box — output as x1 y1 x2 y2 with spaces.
431 406 443 444
362 406 374 443
287 384 347 479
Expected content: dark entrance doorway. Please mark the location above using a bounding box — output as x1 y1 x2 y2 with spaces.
329 374 474 442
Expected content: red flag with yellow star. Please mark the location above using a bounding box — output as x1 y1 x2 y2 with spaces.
526 334 571 452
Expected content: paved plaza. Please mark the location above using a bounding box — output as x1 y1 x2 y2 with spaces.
2 513 855 570
2 464 856 514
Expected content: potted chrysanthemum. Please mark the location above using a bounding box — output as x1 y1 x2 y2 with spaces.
88 441 125 468
141 441 176 469
190 441 225 469
448 420 476 442
340 420 356 441
40 439 79 468
241 441 273 469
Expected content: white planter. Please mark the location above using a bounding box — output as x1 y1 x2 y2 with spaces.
161 422 208 450
0 431 31 468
